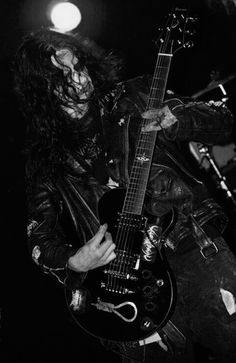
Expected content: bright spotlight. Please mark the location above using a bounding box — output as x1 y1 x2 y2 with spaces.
50 2 82 32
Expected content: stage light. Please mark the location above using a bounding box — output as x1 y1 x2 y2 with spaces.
50 2 82 32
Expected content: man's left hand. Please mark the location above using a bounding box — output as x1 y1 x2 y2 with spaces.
141 105 178 132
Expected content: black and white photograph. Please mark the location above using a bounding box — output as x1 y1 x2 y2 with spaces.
1 1 236 362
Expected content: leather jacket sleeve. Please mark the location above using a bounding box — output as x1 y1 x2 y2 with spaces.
27 181 78 284
119 75 234 145
163 97 234 144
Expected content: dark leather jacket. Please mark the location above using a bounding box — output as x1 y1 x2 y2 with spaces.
27 75 233 285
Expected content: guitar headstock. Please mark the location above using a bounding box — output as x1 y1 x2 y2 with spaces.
154 8 197 55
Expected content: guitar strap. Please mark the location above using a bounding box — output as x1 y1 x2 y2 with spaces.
190 215 219 259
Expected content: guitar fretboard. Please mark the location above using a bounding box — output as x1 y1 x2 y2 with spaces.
123 53 173 215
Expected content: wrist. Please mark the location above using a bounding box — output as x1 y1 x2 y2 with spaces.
67 254 84 272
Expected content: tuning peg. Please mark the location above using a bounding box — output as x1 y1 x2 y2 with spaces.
185 29 196 36
187 16 198 23
184 41 194 48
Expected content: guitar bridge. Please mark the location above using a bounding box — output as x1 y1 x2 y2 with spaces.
101 282 135 294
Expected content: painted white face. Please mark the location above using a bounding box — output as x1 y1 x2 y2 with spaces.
51 48 94 100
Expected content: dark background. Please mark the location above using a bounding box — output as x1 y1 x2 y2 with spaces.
1 0 236 362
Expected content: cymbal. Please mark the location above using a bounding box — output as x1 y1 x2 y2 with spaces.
191 72 236 99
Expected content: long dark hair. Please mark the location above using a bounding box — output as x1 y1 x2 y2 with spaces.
14 27 123 188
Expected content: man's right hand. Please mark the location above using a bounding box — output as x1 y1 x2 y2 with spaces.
67 224 116 272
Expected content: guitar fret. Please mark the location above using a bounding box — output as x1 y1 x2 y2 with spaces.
151 86 164 90
153 65 169 69
149 96 163 100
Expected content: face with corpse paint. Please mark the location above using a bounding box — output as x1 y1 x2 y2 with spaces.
51 48 94 118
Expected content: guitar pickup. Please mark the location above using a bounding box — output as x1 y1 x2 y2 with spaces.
117 213 147 229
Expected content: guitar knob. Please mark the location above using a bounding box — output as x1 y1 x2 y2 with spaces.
145 301 157 312
142 285 153 297
142 269 152 279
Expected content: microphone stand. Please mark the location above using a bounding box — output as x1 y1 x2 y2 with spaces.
196 82 236 208
198 144 236 208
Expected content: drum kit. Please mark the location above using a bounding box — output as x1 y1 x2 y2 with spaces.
189 72 236 210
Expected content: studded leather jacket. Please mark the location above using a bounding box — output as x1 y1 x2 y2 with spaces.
27 75 233 285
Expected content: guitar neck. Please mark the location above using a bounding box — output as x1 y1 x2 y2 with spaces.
123 53 173 215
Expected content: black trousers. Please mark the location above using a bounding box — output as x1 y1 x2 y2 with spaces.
103 236 236 363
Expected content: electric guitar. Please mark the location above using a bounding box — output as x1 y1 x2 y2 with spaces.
65 8 195 342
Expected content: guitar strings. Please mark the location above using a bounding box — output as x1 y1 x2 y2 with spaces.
110 33 170 290
108 16 173 291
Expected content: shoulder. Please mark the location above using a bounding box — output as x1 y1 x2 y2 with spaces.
120 74 152 93
113 74 152 112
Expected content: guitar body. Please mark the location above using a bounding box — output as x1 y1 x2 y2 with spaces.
66 188 176 342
